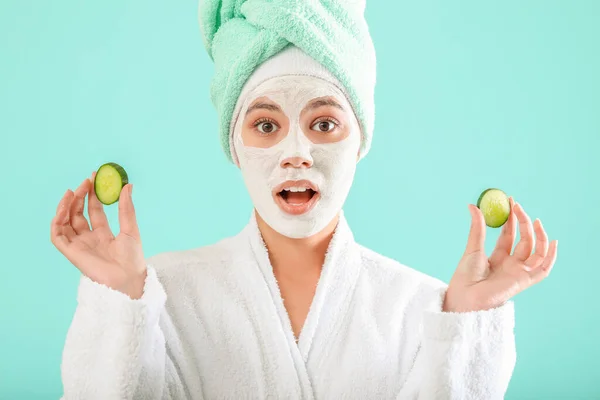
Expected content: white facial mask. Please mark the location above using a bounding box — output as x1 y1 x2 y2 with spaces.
232 75 361 239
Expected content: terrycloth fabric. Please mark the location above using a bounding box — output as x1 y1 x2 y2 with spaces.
60 212 516 399
198 0 377 162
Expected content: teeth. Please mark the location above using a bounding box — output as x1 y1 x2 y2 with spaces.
283 187 308 192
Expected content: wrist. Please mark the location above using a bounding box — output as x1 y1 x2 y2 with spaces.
443 287 481 313
443 290 505 313
121 269 148 300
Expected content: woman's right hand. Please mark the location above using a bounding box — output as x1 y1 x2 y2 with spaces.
51 172 147 299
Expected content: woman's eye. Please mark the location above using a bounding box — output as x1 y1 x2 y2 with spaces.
257 122 279 134
311 120 336 132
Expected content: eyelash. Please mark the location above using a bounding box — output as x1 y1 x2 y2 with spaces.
312 117 340 132
252 117 276 126
250 116 340 134
252 118 279 135
314 116 339 124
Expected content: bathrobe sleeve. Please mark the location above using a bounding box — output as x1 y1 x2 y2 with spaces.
60 267 184 400
397 299 516 400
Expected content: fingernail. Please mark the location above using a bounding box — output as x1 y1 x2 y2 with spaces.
469 205 478 217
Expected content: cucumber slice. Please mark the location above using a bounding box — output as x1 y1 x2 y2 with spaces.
476 188 510 228
94 162 129 205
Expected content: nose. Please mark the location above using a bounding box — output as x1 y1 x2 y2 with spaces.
280 125 313 168
280 156 313 169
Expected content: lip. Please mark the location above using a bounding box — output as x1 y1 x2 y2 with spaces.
272 179 320 216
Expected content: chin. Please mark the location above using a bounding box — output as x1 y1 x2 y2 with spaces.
262 206 338 239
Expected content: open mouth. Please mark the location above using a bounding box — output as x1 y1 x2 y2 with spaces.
273 180 320 215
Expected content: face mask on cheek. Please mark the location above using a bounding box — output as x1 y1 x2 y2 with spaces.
232 76 361 239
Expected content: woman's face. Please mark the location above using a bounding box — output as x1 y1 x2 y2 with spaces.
232 75 361 239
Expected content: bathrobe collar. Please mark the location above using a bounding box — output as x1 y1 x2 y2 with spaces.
245 210 363 398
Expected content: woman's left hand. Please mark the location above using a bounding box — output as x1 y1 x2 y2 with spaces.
443 197 558 313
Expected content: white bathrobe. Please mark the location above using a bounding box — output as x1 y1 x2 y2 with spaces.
60 212 516 399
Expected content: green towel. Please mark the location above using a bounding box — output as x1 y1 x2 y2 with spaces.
198 0 376 162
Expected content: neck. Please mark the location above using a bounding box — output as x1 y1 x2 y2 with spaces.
255 211 340 278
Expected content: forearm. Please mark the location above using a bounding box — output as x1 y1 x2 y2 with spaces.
398 302 516 399
61 267 176 400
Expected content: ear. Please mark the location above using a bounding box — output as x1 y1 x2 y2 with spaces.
232 151 241 169
355 128 364 163
229 132 241 168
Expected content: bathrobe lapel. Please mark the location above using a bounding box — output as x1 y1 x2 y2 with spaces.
247 211 362 399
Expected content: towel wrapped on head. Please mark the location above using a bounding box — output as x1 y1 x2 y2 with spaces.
198 0 377 162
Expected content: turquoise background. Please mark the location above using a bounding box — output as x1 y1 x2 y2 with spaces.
1 0 598 398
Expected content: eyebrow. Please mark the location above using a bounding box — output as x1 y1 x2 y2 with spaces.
245 97 345 116
245 101 282 115
305 98 345 111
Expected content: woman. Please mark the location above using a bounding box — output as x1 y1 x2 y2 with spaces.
52 1 557 399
